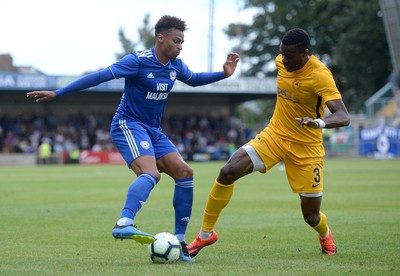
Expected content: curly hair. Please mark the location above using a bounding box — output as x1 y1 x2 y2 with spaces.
155 15 187 36
281 28 310 51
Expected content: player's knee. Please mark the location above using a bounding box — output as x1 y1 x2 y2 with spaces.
174 164 193 179
132 168 161 181
303 213 320 227
218 164 238 184
182 165 193 178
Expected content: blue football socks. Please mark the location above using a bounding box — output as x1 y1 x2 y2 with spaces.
173 178 194 241
120 173 158 220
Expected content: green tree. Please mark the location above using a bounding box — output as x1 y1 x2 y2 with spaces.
115 13 155 60
227 0 391 112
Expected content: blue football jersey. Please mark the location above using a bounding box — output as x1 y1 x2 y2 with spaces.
109 48 195 128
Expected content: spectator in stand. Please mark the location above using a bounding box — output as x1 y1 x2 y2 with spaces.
37 137 52 165
3 130 17 153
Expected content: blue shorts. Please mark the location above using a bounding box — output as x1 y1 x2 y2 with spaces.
110 119 178 167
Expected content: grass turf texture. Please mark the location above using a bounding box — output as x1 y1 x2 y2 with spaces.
0 158 399 275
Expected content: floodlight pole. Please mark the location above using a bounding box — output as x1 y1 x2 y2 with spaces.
379 0 400 72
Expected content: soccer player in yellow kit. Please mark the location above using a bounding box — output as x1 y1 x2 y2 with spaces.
188 28 350 256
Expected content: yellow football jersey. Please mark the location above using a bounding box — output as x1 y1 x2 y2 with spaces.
268 54 342 145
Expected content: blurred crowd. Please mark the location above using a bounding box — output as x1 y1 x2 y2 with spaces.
0 112 255 160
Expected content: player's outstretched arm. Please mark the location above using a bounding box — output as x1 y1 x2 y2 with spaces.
222 53 240 78
27 91 57 103
27 69 115 103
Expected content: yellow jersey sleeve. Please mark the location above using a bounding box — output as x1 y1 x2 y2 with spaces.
268 55 342 145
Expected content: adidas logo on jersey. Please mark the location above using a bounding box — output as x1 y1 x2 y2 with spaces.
147 72 154 78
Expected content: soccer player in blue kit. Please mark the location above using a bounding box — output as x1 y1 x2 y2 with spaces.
27 15 240 262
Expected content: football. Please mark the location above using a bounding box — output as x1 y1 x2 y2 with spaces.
148 232 181 263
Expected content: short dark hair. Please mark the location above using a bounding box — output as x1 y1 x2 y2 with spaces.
281 28 310 51
155 15 187 36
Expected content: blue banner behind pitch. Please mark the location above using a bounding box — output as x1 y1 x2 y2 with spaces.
359 125 400 158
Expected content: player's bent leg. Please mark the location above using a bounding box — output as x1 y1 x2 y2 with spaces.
187 231 218 258
112 224 155 244
300 195 337 255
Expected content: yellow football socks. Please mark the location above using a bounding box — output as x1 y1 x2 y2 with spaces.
202 180 234 232
313 212 329 239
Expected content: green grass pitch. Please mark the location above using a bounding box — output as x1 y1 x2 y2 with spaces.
1 158 399 275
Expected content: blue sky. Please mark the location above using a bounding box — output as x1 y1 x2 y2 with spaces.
1 0 253 75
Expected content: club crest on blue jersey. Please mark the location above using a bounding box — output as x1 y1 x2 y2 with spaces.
170 71 177 81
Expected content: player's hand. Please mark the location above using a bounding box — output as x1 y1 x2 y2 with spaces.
295 117 320 129
27 91 57 103
223 52 240 77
